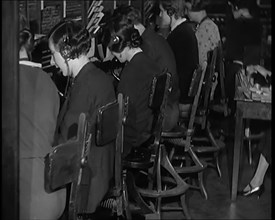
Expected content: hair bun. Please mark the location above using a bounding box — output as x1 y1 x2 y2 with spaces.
130 29 142 47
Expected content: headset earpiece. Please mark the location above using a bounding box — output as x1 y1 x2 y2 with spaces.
167 7 175 17
60 43 72 60
60 23 73 60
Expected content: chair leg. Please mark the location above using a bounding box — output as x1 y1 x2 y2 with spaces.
180 194 191 220
156 196 161 215
198 171 208 200
248 140 252 165
125 172 155 215
122 172 132 220
215 153 222 178
206 121 224 178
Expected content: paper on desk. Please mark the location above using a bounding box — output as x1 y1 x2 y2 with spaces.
250 86 271 103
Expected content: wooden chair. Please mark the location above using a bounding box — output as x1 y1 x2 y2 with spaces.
96 93 131 220
124 71 192 219
161 61 209 200
209 41 229 117
191 48 226 179
45 94 130 220
44 113 92 220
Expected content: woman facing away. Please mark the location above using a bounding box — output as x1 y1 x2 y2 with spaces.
48 20 116 214
159 0 199 117
19 28 66 219
185 0 221 66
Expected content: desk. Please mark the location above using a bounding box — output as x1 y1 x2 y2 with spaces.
231 84 271 200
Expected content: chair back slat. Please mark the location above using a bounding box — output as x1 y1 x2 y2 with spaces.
202 47 218 112
95 93 129 198
70 114 92 218
115 93 128 195
185 61 207 150
217 41 226 101
149 71 172 111
44 113 91 192
149 71 172 147
44 113 92 220
96 99 119 146
194 47 218 130
188 64 204 98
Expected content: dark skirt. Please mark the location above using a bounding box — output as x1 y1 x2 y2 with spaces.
86 142 115 213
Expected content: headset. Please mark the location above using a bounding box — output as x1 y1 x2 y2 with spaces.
60 39 72 60
167 7 176 17
58 21 76 98
59 21 74 61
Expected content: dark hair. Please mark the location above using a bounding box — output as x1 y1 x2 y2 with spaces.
186 0 208 12
19 29 34 54
235 0 260 18
160 0 187 19
48 19 91 59
102 19 142 53
113 5 142 25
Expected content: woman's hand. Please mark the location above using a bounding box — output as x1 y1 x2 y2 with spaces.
254 65 271 78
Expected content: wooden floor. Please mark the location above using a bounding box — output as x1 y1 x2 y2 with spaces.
160 148 272 219
93 113 272 220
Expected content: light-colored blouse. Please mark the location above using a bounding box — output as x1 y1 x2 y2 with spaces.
196 18 221 65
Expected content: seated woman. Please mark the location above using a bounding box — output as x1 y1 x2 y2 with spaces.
19 27 66 219
48 20 116 214
159 0 199 117
185 0 221 66
102 17 162 157
112 5 180 131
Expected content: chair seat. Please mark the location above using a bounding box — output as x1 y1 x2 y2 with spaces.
174 159 208 174
220 129 265 141
123 147 153 169
164 137 187 147
244 131 265 140
161 125 187 138
192 138 226 152
193 146 220 153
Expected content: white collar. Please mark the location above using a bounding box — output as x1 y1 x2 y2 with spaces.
19 60 42 68
171 18 187 32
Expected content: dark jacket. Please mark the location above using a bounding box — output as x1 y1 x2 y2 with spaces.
117 52 160 155
141 27 179 104
167 21 199 104
141 27 180 131
225 17 263 65
57 61 116 213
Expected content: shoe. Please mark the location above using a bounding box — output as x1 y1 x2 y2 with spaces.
237 183 265 199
